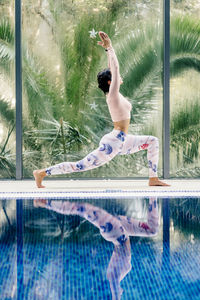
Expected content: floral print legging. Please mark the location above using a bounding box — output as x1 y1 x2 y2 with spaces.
46 129 159 178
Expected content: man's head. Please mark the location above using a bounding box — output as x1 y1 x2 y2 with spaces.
97 68 112 94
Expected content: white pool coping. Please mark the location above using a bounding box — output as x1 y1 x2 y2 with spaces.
0 179 200 199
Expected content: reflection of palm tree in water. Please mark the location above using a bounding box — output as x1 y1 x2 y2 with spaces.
34 198 159 300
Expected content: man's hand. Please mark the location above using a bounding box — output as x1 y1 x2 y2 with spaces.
98 31 112 49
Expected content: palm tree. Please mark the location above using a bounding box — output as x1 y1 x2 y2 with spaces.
1 3 200 178
0 0 127 177
0 18 15 178
0 125 15 178
170 16 200 176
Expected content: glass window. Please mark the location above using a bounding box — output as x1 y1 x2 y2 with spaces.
0 1 15 178
170 0 200 177
22 0 163 178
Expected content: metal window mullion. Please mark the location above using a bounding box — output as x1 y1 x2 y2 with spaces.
162 198 170 267
15 0 23 179
17 199 24 299
163 0 170 179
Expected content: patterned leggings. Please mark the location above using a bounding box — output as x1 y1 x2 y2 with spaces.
43 198 159 300
46 129 159 178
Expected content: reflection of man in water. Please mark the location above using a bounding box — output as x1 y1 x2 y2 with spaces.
34 198 159 300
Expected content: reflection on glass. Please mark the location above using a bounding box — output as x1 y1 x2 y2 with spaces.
0 1 15 178
22 0 163 178
170 0 200 177
34 197 159 299
0 199 16 298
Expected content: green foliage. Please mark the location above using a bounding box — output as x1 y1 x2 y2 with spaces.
1 2 200 178
0 18 14 43
0 99 15 125
0 126 15 178
116 25 162 124
0 18 14 73
169 17 200 173
171 100 200 164
23 52 59 126
60 12 115 125
0 98 15 178
170 16 200 76
171 198 200 228
24 118 89 165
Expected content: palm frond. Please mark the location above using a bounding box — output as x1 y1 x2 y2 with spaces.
22 47 63 125
0 126 15 178
170 17 200 75
102 22 162 126
0 19 14 44
0 98 15 125
171 100 200 163
0 19 14 73
0 41 14 61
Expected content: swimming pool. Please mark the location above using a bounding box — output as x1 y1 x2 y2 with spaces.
0 197 199 299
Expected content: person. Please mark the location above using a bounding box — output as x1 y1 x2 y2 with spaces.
33 31 169 188
34 197 159 300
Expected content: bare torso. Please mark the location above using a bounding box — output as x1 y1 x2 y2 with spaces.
113 119 130 134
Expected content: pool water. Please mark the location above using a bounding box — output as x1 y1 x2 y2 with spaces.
0 197 199 299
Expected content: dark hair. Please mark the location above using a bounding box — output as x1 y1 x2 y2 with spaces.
97 68 112 94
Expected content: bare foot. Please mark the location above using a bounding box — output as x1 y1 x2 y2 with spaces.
33 169 46 188
149 177 170 186
34 199 47 207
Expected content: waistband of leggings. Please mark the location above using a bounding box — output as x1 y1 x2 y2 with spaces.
111 129 127 136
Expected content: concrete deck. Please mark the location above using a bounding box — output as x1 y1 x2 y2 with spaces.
0 179 200 198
